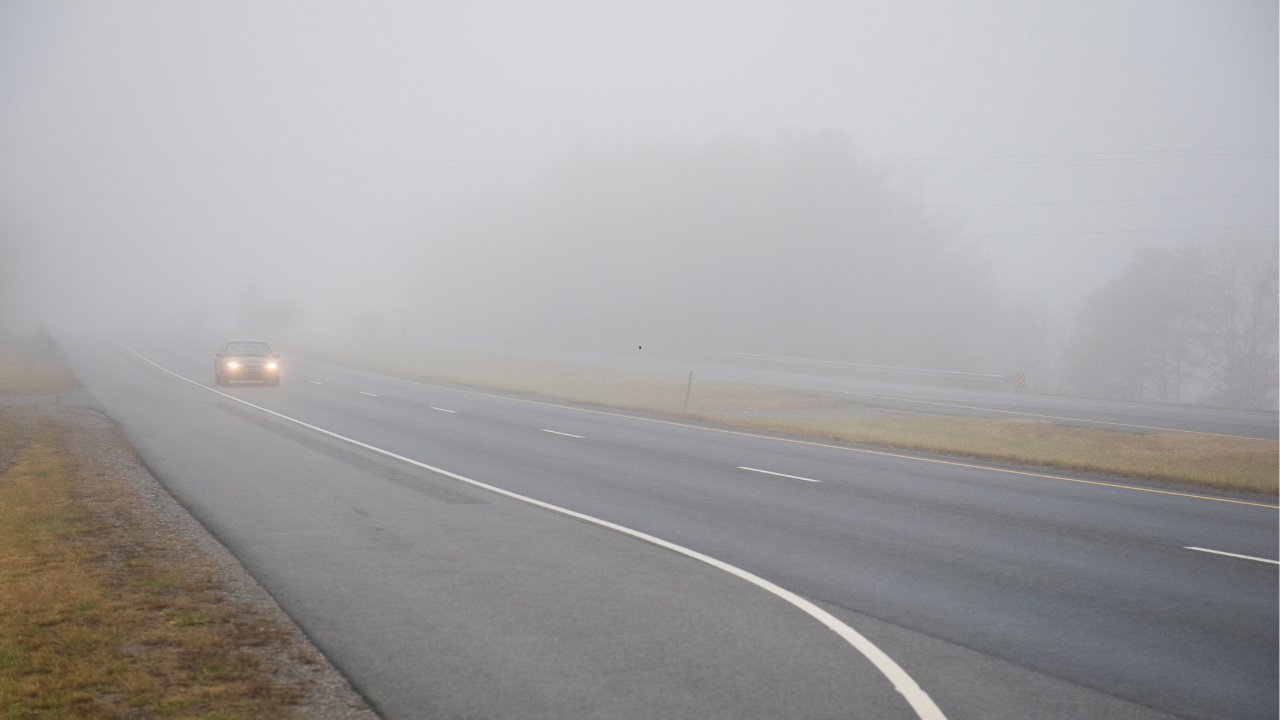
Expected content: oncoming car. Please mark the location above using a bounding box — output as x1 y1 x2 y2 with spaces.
214 340 281 386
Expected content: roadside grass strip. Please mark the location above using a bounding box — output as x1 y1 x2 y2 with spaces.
285 337 1277 496
0 348 78 394
826 389 1274 440
0 420 308 720
123 343 949 720
712 415 1278 496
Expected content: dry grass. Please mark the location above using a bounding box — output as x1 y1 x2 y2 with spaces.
698 415 1278 495
0 421 306 720
292 337 1278 496
0 349 78 394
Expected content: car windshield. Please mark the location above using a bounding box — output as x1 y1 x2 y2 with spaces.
225 342 272 356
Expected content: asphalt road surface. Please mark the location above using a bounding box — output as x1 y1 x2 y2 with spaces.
58 334 1278 720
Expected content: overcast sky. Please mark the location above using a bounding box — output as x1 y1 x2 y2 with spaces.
0 1 1275 343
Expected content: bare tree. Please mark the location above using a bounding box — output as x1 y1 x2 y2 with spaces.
1067 245 1204 403
235 281 270 337
1197 237 1278 409
352 310 383 339
1067 239 1276 409
261 298 308 345
236 280 307 344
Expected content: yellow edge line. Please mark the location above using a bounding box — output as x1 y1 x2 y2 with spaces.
824 389 1277 442
294 357 1279 510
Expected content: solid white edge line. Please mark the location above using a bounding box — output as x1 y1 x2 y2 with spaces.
738 466 822 483
430 407 457 413
542 429 585 439
119 341 946 720
1184 547 1280 565
360 391 378 397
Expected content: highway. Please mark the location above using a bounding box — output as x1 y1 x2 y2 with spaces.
58 334 1278 720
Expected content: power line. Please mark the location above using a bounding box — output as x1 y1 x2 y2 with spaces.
2 190 1274 212
67 224 1280 243
867 145 1279 163
924 192 1277 209
891 154 1278 172
0 143 1274 174
940 225 1278 239
2 139 1274 163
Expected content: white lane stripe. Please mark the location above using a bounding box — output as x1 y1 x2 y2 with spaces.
738 466 821 483
431 407 457 413
122 342 945 720
284 356 1277 510
1185 547 1280 565
360 391 378 397
542 429 585 439
309 381 323 385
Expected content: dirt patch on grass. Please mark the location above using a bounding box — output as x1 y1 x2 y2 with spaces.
0 394 379 718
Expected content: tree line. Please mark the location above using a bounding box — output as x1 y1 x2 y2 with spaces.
1066 237 1277 410
406 133 997 371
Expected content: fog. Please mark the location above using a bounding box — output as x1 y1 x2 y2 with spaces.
1 2 1275 404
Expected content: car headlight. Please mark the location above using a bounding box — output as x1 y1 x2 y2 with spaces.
267 363 277 369
227 362 239 368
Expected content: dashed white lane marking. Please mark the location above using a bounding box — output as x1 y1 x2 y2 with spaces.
738 466 822 483
1185 547 1280 565
360 391 378 397
542 429 585 439
309 380 323 385
431 407 457 413
121 342 946 720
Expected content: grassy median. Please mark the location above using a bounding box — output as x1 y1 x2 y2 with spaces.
289 337 1278 496
709 415 1277 495
286 337 840 414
